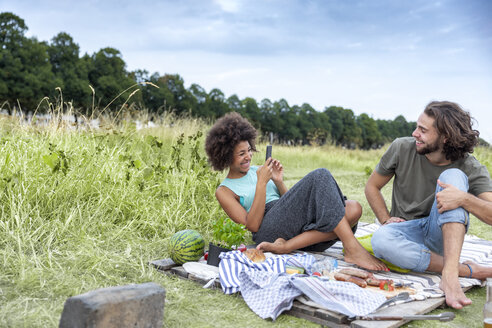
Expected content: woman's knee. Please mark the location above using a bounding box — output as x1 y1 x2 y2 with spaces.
345 200 362 225
310 168 332 180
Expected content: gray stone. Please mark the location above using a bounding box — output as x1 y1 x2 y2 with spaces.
59 282 166 328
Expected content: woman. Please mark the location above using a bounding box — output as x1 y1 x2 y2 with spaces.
205 112 387 270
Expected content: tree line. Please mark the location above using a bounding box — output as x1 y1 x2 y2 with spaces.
0 12 417 148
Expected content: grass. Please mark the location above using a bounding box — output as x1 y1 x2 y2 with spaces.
0 112 491 327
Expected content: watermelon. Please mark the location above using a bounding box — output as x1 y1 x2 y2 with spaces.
168 229 205 265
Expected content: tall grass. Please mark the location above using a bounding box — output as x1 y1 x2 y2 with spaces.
0 112 491 327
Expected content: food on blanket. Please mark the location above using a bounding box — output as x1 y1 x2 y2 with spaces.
168 229 205 265
204 251 209 261
286 266 305 274
366 277 393 287
334 272 368 288
244 248 266 263
312 272 321 277
379 280 395 291
237 244 247 252
338 267 374 279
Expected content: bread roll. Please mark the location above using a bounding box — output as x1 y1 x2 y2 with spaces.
244 248 266 263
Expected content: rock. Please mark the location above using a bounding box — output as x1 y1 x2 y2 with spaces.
59 282 166 328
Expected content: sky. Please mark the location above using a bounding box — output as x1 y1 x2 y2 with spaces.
2 0 492 142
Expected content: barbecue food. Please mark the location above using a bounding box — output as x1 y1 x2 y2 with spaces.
334 272 368 288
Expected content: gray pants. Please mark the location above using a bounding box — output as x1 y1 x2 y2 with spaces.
252 168 352 252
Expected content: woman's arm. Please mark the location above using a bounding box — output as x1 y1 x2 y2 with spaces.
216 161 274 232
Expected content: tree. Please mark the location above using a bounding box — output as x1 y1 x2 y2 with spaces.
241 97 261 127
340 108 362 148
226 94 241 113
87 47 137 110
48 32 90 108
357 113 382 149
188 83 209 117
0 12 59 111
393 115 414 137
324 106 344 145
162 74 195 114
206 88 229 118
259 98 280 139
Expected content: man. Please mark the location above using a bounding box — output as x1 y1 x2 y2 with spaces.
365 101 492 309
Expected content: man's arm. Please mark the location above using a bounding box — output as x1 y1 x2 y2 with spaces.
436 181 492 225
365 170 405 225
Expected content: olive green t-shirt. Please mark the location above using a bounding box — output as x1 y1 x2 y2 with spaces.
375 137 492 220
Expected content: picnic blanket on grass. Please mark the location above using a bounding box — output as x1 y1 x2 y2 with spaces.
183 223 492 320
218 251 386 320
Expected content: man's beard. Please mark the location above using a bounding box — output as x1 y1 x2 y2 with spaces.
416 139 441 155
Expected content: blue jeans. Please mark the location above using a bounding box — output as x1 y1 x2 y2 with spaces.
371 168 470 272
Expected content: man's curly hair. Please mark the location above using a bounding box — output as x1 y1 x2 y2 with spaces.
205 112 257 171
424 101 479 161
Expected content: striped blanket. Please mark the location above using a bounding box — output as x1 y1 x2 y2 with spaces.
324 223 492 292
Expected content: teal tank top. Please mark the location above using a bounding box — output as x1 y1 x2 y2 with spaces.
219 166 280 212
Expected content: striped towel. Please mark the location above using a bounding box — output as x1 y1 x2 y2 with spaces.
290 276 386 317
218 251 316 294
219 251 386 319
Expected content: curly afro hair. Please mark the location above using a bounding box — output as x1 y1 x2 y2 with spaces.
205 112 257 171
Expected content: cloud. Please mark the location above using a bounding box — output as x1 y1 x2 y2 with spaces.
214 0 241 13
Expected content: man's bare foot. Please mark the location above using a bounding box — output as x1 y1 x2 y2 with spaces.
463 261 492 280
440 271 472 309
344 243 388 271
257 238 288 254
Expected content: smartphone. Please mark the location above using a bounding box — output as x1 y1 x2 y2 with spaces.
265 145 272 161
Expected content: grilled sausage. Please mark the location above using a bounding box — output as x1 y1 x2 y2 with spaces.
334 272 368 288
365 277 394 286
338 267 374 279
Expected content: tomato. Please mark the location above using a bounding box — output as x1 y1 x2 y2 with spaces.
204 251 209 261
238 244 247 252
379 280 394 291
312 272 321 277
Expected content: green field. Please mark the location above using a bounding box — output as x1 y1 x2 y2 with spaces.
1 113 491 327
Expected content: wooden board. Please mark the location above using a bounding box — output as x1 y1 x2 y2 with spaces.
365 285 416 299
324 270 417 299
149 257 471 328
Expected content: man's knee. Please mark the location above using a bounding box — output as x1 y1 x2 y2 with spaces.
371 226 396 258
438 168 469 191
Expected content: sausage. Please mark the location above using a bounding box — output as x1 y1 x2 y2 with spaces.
365 277 381 286
334 272 368 288
338 267 374 279
366 277 394 286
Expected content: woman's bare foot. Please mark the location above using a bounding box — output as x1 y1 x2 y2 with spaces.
463 261 492 280
440 271 472 309
344 243 388 271
256 238 289 254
